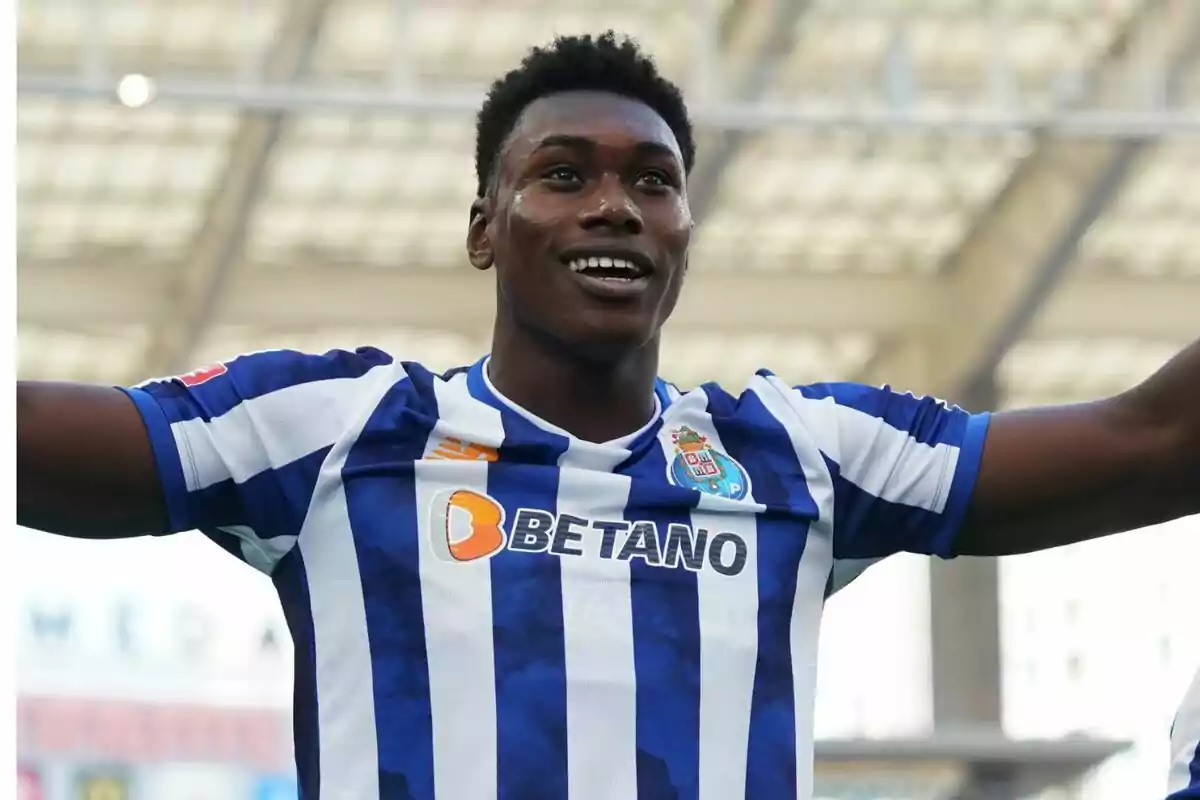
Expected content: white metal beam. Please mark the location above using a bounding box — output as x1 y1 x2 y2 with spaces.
136 0 335 381
689 0 814 223
19 72 1200 138
862 0 1200 401
18 261 1199 342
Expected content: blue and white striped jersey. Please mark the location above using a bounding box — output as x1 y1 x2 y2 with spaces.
121 347 991 800
1169 669 1200 798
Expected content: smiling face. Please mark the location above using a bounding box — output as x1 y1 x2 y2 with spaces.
468 90 694 361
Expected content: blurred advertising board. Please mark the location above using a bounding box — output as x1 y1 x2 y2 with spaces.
18 762 45 800
144 762 250 799
255 775 300 800
73 766 132 800
19 695 290 773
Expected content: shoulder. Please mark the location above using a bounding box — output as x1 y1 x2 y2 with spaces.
661 373 807 440
671 372 984 450
666 371 887 420
663 371 789 407
132 347 455 426
137 346 397 397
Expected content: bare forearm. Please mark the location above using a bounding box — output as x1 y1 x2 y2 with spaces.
1118 337 1200 483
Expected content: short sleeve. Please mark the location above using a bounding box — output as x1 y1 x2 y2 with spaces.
1168 669 1200 798
774 378 990 562
120 346 398 573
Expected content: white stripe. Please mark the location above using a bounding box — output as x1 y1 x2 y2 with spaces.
764 375 958 513
300 361 409 800
174 366 397 491
659 391 762 800
789 530 832 800
1169 670 1200 792
750 376 836 798
417 372 502 800
215 525 297 575
558 440 638 800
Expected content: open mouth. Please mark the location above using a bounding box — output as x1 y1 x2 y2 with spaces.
566 256 651 283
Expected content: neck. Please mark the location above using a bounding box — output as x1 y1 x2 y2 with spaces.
488 322 660 443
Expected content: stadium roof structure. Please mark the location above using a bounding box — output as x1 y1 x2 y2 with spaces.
16 0 1200 408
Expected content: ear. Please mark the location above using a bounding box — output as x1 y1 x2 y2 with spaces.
467 197 494 272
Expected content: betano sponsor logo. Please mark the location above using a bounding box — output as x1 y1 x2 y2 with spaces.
429 489 749 576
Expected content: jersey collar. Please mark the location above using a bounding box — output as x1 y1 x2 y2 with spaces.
466 356 672 450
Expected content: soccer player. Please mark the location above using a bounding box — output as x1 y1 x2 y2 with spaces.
16 32 1200 800
1169 669 1200 798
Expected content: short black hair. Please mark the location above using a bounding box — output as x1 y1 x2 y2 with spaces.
474 31 696 197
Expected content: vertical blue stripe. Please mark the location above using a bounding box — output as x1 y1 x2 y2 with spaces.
470 378 573 800
617 418 702 800
343 366 439 800
199 447 334 565
1189 742 1200 796
705 384 819 800
818 453 937 560
273 549 319 800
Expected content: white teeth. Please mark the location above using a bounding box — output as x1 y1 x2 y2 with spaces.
567 256 643 276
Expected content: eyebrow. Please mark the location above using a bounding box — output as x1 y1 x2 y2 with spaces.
531 134 679 162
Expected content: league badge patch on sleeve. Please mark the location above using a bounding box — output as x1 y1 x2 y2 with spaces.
667 425 750 500
175 363 229 387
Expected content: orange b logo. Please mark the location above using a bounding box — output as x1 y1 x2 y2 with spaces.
429 489 506 563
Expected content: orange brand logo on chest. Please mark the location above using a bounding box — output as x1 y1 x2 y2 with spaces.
428 437 499 462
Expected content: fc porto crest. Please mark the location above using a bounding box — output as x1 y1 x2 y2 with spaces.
667 425 750 500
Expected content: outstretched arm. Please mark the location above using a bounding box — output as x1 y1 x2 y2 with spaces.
19 347 402 574
17 381 167 538
955 338 1200 556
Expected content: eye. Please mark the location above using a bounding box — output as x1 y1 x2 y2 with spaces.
636 169 676 189
542 165 582 185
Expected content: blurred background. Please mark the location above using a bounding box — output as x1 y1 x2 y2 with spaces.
13 0 1200 798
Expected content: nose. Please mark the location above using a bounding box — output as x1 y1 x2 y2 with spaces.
578 175 643 235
